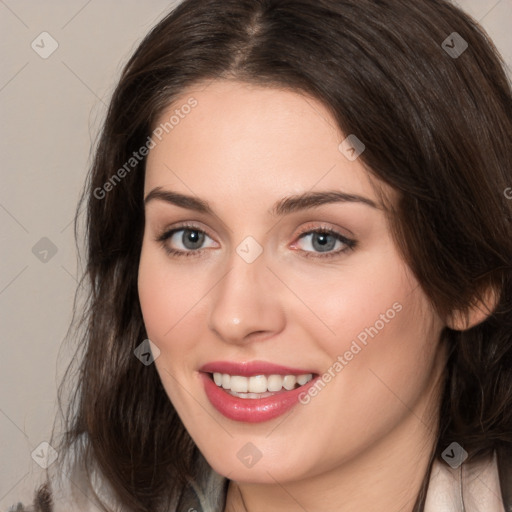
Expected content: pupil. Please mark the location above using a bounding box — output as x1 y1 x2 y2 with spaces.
313 233 335 252
183 229 204 249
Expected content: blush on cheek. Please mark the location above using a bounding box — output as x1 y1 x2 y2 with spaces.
324 280 435 383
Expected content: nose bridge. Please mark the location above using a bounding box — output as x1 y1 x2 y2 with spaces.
208 245 285 343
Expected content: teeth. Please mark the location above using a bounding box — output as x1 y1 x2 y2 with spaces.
211 373 313 393
267 374 283 392
249 375 267 393
283 375 296 391
230 375 249 393
297 374 310 385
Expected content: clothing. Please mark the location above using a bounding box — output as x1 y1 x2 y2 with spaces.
8 441 512 512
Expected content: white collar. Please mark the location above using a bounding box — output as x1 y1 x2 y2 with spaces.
425 451 505 512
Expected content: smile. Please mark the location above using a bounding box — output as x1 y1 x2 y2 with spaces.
199 361 319 422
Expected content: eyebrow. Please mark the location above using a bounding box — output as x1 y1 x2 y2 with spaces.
144 187 379 216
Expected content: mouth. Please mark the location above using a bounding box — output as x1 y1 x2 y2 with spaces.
199 361 319 423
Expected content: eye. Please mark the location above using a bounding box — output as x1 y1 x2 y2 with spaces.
293 228 356 259
156 225 217 257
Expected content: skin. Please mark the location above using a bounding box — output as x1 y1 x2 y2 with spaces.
138 80 449 512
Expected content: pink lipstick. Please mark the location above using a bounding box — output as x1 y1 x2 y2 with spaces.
199 360 318 423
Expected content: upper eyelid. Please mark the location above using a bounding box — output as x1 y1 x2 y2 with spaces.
157 222 215 240
295 223 350 237
157 222 350 238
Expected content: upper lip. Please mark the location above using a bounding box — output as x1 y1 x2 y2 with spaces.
199 360 316 377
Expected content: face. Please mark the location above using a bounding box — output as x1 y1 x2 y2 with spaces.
138 80 445 484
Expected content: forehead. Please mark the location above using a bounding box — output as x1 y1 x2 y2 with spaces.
144 80 380 204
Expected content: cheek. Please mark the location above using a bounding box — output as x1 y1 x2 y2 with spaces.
138 242 207 343
137 244 204 411
315 281 441 437
290 248 442 417
288 276 443 473
284 244 416 353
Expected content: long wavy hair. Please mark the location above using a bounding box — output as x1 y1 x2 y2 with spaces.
46 0 512 510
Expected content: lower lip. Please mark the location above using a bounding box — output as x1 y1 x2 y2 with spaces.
200 372 318 423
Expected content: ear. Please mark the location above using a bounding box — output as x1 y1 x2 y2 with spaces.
446 285 499 331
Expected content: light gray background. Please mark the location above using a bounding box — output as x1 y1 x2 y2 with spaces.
1 0 511 507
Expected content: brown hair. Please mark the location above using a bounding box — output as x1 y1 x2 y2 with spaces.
48 0 512 510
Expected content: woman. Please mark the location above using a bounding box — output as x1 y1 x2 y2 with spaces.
10 0 512 510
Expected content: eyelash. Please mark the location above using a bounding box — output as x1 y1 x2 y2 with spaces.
294 225 357 259
155 223 357 260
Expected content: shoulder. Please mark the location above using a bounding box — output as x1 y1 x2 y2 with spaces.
6 483 53 512
6 435 227 512
6 433 117 512
424 444 512 512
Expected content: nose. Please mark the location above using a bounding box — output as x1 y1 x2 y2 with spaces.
207 249 286 345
